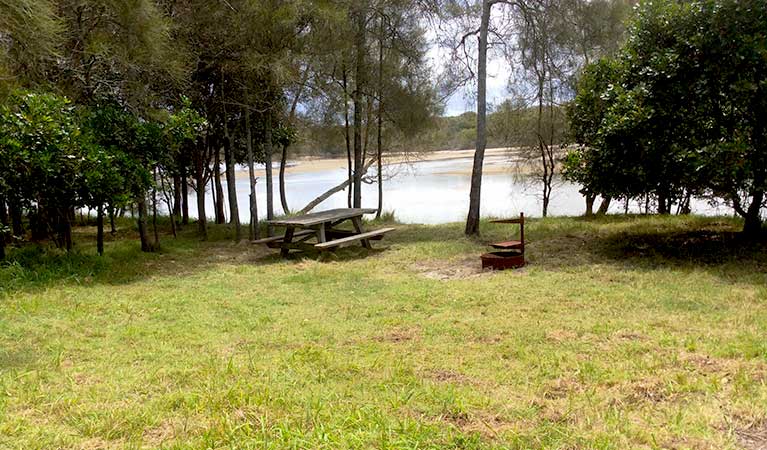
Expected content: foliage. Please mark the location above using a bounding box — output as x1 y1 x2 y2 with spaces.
567 0 767 231
0 91 85 220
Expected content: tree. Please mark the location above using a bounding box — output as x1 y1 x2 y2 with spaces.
0 0 62 95
436 0 525 235
0 91 86 251
567 0 767 234
564 58 623 215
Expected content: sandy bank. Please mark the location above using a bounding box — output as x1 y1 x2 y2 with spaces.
236 147 523 178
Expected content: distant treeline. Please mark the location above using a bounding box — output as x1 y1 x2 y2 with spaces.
293 101 568 156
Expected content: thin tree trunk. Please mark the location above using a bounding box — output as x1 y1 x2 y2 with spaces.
151 177 160 250
1 195 7 259
742 189 764 237
352 8 367 209
597 196 612 216
278 67 308 216
9 200 22 237
221 107 241 240
137 198 149 252
173 174 182 224
223 114 242 241
181 163 189 225
584 192 595 217
376 17 384 219
62 208 72 251
97 203 104 255
343 69 353 208
657 186 669 214
245 108 260 241
279 143 290 215
109 204 116 235
265 113 275 236
465 0 492 236
213 146 225 224
160 170 177 238
195 139 208 240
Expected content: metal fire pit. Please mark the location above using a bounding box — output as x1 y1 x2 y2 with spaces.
480 250 525 270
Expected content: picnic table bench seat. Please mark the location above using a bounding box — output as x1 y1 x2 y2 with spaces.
250 229 314 245
315 227 395 250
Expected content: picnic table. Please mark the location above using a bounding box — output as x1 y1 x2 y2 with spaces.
254 208 394 257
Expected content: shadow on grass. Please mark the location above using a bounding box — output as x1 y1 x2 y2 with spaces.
2 215 764 295
526 216 767 277
1 220 399 295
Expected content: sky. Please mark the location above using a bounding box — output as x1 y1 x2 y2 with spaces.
426 13 515 117
441 56 513 116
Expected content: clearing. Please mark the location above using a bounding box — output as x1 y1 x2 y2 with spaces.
0 215 765 449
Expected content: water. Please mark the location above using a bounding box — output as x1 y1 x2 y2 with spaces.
187 153 734 224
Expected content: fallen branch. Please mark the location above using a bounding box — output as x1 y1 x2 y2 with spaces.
298 158 376 214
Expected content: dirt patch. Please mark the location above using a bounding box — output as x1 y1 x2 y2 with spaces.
424 369 471 384
546 329 578 343
736 421 767 450
143 419 177 446
76 437 115 450
626 379 674 404
542 378 585 400
613 330 647 341
412 256 498 281
663 436 717 450
680 352 730 375
374 326 421 343
439 410 517 439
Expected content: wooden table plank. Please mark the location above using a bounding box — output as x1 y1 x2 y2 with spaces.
266 208 377 227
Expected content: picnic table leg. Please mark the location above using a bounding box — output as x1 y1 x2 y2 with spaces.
281 226 295 257
351 216 372 249
315 223 327 243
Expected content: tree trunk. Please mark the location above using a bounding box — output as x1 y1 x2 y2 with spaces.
195 139 208 240
742 189 764 237
181 163 189 225
0 196 7 235
137 198 150 252
109 204 116 235
376 20 384 220
9 200 23 237
597 196 612 216
465 0 492 236
56 207 73 252
151 177 160 250
343 69 353 208
584 192 595 217
158 169 176 239
213 146 226 224
173 174 182 224
245 108 260 241
352 8 367 209
657 186 669 214
97 203 104 256
223 116 242 241
279 143 290 215
0 195 7 259
265 113 275 236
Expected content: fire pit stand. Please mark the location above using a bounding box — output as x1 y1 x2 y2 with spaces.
481 213 526 270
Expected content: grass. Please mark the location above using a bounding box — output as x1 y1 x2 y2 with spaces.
0 214 766 449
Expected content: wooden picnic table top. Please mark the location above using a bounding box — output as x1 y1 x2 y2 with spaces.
266 208 377 227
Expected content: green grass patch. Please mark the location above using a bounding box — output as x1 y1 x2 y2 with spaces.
0 215 766 449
